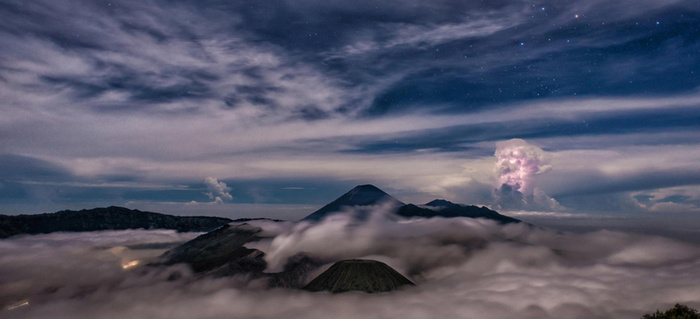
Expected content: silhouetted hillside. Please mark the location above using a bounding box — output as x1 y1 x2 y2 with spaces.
157 223 324 288
301 185 519 224
302 184 403 221
0 206 233 238
159 223 267 273
398 200 520 224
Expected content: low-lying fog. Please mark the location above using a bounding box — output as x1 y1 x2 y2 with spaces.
2 209 700 319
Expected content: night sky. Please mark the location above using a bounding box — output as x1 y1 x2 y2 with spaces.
4 2 700 317
1 0 699 233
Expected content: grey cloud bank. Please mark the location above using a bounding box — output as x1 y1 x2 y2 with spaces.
2 214 700 318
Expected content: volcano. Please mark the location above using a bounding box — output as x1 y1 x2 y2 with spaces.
301 185 519 224
157 185 518 287
301 184 403 221
303 259 414 293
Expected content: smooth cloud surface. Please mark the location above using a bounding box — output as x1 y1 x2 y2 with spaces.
2 213 700 319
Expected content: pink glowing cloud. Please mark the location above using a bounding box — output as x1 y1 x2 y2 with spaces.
494 139 551 195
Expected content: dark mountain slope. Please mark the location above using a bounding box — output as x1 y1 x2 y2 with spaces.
0 206 233 238
301 184 403 221
303 259 414 293
397 200 520 224
156 187 519 288
301 184 519 224
157 223 324 288
159 223 266 273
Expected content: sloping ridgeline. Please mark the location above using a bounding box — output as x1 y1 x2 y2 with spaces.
157 223 324 288
300 184 520 224
0 206 233 238
301 184 404 221
397 199 520 224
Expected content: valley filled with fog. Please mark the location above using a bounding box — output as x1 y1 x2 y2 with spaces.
2 209 699 319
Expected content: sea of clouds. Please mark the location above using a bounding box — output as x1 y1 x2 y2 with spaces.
2 209 700 319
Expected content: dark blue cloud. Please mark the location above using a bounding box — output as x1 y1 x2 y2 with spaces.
0 154 72 181
224 0 517 52
550 169 700 198
335 107 700 155
657 195 691 204
359 9 700 116
2 0 697 118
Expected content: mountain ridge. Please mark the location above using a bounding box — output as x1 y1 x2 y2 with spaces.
425 199 458 207
156 223 325 288
156 184 520 289
0 185 519 239
301 185 519 224
0 206 233 239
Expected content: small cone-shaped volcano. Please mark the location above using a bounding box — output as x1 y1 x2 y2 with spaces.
303 259 414 293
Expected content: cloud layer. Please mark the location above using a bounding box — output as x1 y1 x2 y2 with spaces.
204 177 233 204
2 215 700 318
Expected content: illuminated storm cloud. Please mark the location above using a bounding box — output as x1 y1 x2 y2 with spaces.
494 139 551 196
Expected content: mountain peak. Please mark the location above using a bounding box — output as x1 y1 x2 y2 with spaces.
344 184 392 201
425 199 458 207
350 184 382 192
300 185 403 221
303 259 414 293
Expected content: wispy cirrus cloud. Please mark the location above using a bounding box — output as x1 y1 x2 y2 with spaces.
324 15 523 59
0 0 698 219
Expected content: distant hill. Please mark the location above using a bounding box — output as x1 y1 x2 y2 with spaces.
397 199 520 224
301 185 519 224
301 184 404 221
303 259 414 293
0 206 233 239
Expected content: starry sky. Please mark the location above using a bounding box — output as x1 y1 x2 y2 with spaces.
1 0 699 231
